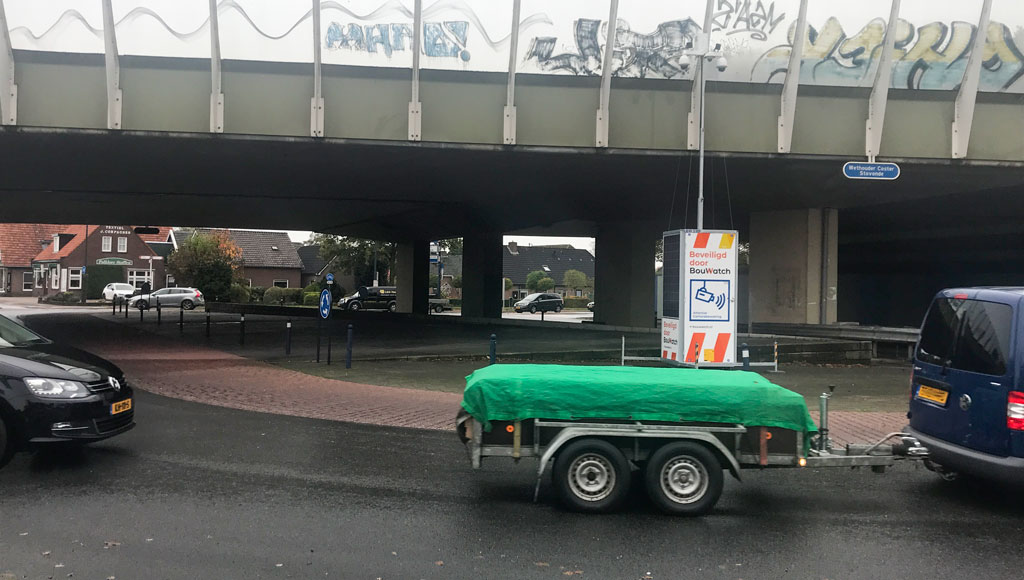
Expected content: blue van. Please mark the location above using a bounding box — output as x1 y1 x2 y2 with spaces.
907 288 1024 483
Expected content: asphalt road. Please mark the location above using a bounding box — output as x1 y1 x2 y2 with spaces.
2 390 1023 579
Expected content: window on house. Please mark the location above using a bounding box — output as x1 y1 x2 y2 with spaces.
68 268 82 290
49 265 59 289
247 279 252 287
117 237 127 252
128 269 152 288
166 275 176 288
23 272 33 292
34 266 43 288
273 280 288 288
102 236 112 252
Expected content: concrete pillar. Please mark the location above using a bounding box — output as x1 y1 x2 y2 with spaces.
462 232 503 319
395 240 429 314
594 221 659 328
749 208 838 324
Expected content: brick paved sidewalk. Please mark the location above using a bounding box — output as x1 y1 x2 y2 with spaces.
35 313 908 445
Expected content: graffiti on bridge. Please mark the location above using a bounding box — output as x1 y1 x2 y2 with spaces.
326 21 471 61
753 17 1024 91
712 0 786 42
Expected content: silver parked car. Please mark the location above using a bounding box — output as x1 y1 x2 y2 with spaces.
129 287 205 310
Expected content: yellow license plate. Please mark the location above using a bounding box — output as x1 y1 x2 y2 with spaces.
916 385 948 405
111 399 132 415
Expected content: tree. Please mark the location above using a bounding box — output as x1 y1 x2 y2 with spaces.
451 275 462 289
167 231 242 302
536 277 555 292
562 269 589 294
437 238 463 255
504 278 513 292
525 270 547 292
309 233 396 288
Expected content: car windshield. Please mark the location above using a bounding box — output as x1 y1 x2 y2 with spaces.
0 314 49 347
523 293 543 301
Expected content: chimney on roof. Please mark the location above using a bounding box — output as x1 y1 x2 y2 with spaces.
507 241 518 255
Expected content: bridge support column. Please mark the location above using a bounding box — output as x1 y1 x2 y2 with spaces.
462 232 503 319
395 240 429 315
594 221 659 328
749 208 838 324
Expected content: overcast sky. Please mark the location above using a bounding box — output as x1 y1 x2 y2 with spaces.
285 231 596 254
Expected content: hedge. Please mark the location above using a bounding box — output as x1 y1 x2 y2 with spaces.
264 286 304 305
85 265 127 299
303 292 319 306
562 297 591 309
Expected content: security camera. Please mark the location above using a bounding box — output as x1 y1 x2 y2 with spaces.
715 55 728 72
678 54 692 70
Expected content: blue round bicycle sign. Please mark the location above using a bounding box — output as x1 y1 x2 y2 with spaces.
319 289 332 319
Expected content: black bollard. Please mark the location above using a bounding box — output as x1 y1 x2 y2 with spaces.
327 325 332 365
206 311 211 337
489 334 497 365
239 314 245 346
316 319 322 363
285 320 292 355
112 297 117 316
139 303 144 322
741 343 750 371
345 324 353 369
156 297 161 325
179 305 184 334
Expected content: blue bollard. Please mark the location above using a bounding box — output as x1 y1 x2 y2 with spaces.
741 343 750 371
489 334 497 365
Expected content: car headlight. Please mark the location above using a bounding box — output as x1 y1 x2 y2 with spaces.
24 377 90 399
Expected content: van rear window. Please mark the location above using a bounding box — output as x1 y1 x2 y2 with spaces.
917 297 1012 376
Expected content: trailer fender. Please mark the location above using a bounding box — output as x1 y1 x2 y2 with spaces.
533 428 742 501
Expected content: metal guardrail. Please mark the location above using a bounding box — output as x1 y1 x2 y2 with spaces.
750 323 919 343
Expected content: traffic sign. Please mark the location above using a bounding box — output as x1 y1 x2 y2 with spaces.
326 273 334 285
319 289 332 319
843 161 900 180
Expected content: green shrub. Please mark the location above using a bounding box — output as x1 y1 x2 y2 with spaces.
228 283 250 304
42 292 77 304
303 281 321 294
449 298 461 307
85 265 126 299
563 297 591 309
249 286 266 303
284 288 304 303
303 292 319 306
263 286 286 304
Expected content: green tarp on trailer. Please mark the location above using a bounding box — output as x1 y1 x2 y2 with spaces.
461 364 818 437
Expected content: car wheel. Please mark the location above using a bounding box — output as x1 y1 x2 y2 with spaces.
552 438 631 513
644 441 723 516
0 414 15 470
348 302 361 311
137 300 148 310
434 304 443 313
529 305 537 314
554 305 563 313
388 301 397 313
181 299 194 310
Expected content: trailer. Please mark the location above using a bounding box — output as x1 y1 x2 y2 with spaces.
456 364 928 516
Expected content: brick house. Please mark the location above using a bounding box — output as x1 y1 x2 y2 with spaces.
188 229 303 288
30 225 174 297
0 224 64 296
503 242 595 299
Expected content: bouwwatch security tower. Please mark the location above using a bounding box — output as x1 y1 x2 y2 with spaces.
661 230 739 366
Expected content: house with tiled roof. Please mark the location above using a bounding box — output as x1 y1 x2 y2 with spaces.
191 229 303 288
0 224 64 295
503 241 595 299
30 225 173 297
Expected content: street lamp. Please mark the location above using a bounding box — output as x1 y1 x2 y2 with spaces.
680 34 727 231
138 255 163 289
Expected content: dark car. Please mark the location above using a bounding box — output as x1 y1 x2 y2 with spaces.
337 286 398 312
906 287 1024 484
0 314 135 469
513 293 564 314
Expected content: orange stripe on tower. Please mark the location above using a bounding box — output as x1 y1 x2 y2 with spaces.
713 333 732 362
693 232 711 249
685 333 706 363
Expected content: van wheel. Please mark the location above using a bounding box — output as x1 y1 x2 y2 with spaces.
348 302 361 311
554 305 562 313
181 299 194 310
645 441 723 516
552 439 631 513
388 302 397 313
137 300 148 310
0 414 15 470
529 305 537 314
434 304 444 314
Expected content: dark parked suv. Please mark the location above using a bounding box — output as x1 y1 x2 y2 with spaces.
513 293 564 314
0 314 135 469
337 286 398 312
907 287 1024 484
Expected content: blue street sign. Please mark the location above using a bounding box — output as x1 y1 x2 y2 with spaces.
319 289 332 319
843 161 900 180
326 273 334 283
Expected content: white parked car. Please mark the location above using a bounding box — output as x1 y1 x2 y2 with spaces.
102 283 137 301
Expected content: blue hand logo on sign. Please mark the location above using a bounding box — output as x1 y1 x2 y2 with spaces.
319 289 332 319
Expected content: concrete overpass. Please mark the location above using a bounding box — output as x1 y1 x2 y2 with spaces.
2 0 1024 327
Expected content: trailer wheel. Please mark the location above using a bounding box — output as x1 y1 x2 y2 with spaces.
552 439 631 513
645 442 723 516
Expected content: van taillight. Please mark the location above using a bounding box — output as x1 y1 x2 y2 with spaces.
1008 391 1024 431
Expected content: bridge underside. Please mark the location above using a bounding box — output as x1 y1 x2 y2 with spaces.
3 127 1024 240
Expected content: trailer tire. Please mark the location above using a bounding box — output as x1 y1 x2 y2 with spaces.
552 439 631 513
645 441 723 516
